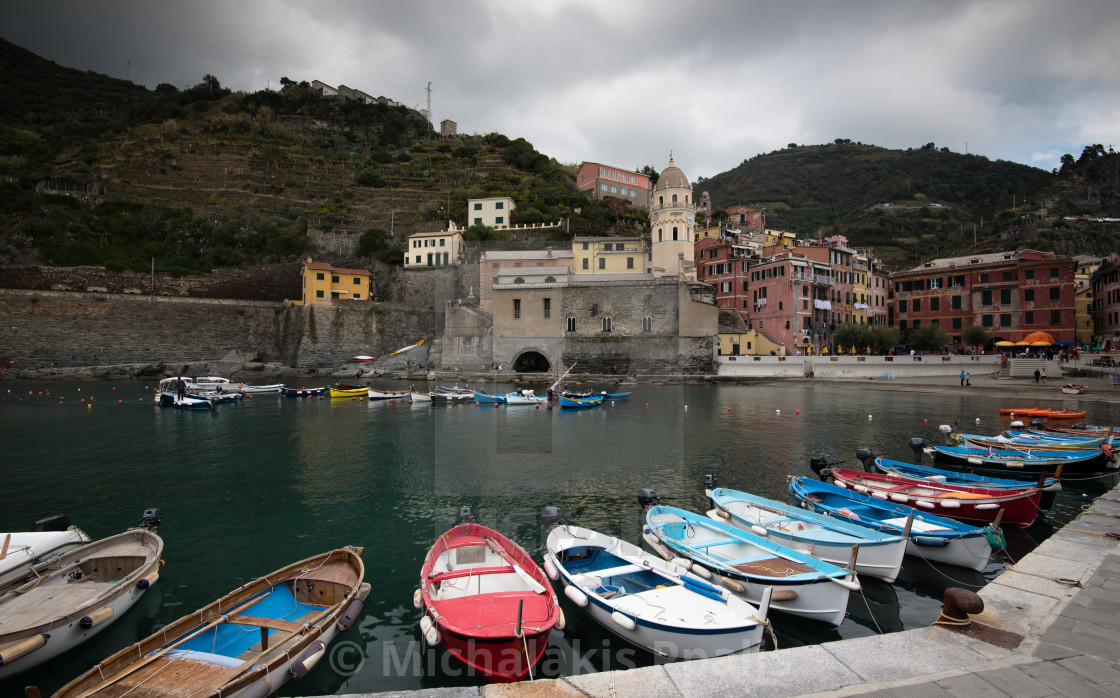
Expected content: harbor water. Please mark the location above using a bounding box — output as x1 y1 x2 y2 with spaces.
1 380 1116 695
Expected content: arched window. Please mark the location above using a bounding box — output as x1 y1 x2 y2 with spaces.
658 196 663 205
514 277 524 284
685 195 689 203
642 316 653 332
602 317 612 333
545 276 556 283
672 194 678 203
657 228 663 242
672 227 678 241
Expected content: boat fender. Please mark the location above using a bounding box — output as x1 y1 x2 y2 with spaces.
966 457 985 466
543 556 559 581
610 611 637 632
238 677 273 698
720 577 745 594
691 563 712 579
912 536 950 548
290 640 327 680
564 585 589 608
889 493 909 503
940 499 961 509
914 500 935 509
715 508 731 520
0 633 47 667
870 491 888 500
412 589 423 609
358 582 372 601
555 607 566 631
853 485 870 494
770 589 798 601
1006 461 1024 469
79 606 115 629
834 480 847 489
655 542 675 561
671 557 692 571
750 525 769 537
337 598 364 632
974 503 999 510
136 570 159 590
419 615 441 646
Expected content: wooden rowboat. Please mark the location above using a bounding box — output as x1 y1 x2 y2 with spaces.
1060 384 1086 395
827 467 1042 528
53 547 368 698
367 388 411 400
559 395 603 408
998 407 1086 419
329 386 367 399
280 386 326 397
418 512 559 682
0 527 163 680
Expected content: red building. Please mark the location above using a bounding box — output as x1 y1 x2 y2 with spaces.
891 250 1076 348
696 236 753 316
726 207 764 230
1091 252 1120 350
575 162 653 209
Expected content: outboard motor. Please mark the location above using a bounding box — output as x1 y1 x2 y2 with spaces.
637 488 661 508
138 508 162 532
1071 422 1087 430
455 505 475 525
809 457 832 480
540 506 564 529
1030 418 1044 428
908 438 926 464
703 474 718 491
855 449 876 472
31 514 71 532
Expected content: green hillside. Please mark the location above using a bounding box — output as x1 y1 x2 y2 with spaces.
1 37 1117 276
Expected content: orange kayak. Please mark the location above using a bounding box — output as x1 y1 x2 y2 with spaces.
999 407 1086 419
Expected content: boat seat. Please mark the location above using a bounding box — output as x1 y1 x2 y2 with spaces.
228 615 304 633
721 554 774 565
429 565 513 582
584 564 643 579
690 538 739 549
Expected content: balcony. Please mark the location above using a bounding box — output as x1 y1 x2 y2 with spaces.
791 272 834 285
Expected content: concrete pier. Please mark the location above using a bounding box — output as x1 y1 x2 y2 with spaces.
323 482 1120 698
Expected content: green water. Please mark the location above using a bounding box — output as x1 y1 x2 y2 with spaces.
1 381 1115 694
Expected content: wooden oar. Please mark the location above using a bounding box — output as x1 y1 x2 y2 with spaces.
74 591 271 698
483 537 546 594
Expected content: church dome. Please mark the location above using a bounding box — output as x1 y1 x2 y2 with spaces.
654 158 689 191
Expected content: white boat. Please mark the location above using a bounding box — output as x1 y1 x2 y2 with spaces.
544 524 769 660
506 389 547 405
645 506 857 627
0 516 91 581
192 376 239 393
707 486 907 583
155 376 196 405
410 391 433 402
239 383 284 394
0 526 163 679
368 388 411 400
174 396 213 410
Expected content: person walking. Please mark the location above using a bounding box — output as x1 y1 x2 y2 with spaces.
1041 367 1047 384
966 372 971 386
1034 369 1041 384
960 369 966 386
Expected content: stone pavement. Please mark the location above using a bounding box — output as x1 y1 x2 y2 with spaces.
320 485 1120 698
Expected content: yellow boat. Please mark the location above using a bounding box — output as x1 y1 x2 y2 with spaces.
329 387 367 399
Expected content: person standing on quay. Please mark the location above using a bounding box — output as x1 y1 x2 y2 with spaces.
1041 367 1047 384
960 369 966 386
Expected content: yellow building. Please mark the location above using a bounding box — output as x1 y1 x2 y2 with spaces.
718 330 786 356
405 229 465 268
296 258 371 305
571 236 647 274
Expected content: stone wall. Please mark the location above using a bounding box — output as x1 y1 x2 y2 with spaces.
0 289 441 369
0 264 302 301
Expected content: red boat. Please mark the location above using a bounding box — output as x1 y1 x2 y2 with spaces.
417 510 560 682
827 468 1042 528
998 407 1086 419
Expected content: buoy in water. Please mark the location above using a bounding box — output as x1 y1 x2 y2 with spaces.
796 410 800 415
868 414 873 420
776 409 780 414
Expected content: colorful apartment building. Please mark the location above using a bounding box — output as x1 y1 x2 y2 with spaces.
478 248 575 311
695 236 753 317
575 162 653 209
405 229 465 268
891 250 1076 348
1091 252 1120 350
297 258 370 305
725 207 764 230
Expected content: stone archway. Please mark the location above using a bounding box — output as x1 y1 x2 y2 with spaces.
513 351 551 373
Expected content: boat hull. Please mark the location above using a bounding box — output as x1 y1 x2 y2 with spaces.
559 396 603 408
928 445 1114 474
368 389 410 400
281 386 325 397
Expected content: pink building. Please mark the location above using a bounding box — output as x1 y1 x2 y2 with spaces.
696 237 753 318
1092 252 1120 350
725 207 764 230
575 162 653 209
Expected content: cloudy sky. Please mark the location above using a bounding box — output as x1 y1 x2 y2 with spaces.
6 0 1119 180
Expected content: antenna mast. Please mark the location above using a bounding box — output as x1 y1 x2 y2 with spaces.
426 82 432 127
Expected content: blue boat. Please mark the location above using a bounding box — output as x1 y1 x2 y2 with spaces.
872 458 1060 492
644 505 858 627
708 486 907 582
281 386 326 397
473 390 508 404
601 392 631 400
173 396 213 410
559 394 603 408
788 477 995 572
927 443 1113 475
